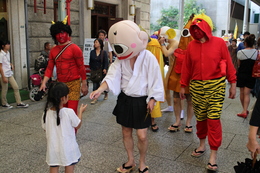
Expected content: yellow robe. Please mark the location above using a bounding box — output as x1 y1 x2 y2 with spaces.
146 38 164 118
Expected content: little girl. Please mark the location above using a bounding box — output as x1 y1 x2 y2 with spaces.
42 82 87 173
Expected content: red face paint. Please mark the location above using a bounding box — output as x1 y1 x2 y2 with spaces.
191 26 205 40
55 31 70 44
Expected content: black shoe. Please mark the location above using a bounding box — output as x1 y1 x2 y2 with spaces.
2 104 13 109
17 103 29 108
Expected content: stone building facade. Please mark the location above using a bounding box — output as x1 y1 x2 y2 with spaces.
1 0 151 88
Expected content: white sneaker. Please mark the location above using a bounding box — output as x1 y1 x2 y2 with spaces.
161 106 173 112
2 104 13 109
17 103 29 108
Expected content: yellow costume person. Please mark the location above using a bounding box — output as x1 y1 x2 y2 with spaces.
159 27 179 113
146 37 167 131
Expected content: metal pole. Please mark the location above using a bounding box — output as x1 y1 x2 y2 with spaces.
58 0 66 21
243 0 249 33
24 0 31 89
178 0 184 30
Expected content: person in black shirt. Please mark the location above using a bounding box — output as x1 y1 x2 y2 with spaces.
247 96 260 158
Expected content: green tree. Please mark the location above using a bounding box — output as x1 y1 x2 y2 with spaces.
183 0 206 24
150 0 206 32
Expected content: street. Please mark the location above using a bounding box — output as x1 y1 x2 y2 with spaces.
0 83 257 173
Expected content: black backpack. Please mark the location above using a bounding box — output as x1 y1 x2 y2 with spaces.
34 55 47 71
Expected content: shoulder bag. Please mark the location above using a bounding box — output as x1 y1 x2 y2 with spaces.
252 50 260 78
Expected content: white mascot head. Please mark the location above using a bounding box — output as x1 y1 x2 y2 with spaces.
108 20 148 60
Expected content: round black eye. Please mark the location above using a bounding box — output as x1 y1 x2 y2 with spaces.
181 28 190 37
114 31 117 35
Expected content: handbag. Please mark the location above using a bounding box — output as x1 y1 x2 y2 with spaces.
90 50 104 83
173 48 186 74
252 51 260 78
90 69 103 83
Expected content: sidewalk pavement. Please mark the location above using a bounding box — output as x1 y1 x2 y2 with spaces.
0 84 257 173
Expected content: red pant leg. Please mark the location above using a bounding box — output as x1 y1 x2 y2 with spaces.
64 100 79 133
66 100 79 115
207 119 222 150
196 120 208 139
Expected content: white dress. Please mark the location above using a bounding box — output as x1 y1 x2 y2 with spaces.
42 108 81 166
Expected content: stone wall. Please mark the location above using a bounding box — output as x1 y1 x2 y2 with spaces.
27 0 80 70
27 0 151 71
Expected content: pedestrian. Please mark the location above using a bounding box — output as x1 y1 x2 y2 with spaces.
236 34 258 118
180 13 237 171
39 17 88 115
247 95 260 158
41 42 51 61
227 39 238 71
146 37 165 132
158 26 179 113
237 31 250 51
97 29 113 64
42 82 87 173
90 20 164 173
97 30 111 100
0 40 29 108
89 38 108 104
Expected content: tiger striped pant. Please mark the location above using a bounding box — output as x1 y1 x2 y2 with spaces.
190 76 226 121
189 76 226 150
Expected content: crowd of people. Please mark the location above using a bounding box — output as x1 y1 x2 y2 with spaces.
3 12 260 173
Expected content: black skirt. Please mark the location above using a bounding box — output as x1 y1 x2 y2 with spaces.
113 92 151 129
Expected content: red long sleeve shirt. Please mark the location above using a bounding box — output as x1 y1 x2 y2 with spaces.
45 43 86 83
180 19 237 87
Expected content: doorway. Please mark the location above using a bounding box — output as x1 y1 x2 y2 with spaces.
91 1 123 38
0 0 8 41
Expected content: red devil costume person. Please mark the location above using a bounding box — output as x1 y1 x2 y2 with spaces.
40 17 88 114
180 14 237 171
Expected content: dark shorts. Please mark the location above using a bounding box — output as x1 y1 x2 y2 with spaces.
113 92 151 129
50 158 80 167
237 73 256 89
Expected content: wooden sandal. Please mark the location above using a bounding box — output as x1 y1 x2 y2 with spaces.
138 166 149 173
151 124 159 132
191 148 206 157
168 125 180 132
184 126 193 133
206 162 218 171
116 163 136 173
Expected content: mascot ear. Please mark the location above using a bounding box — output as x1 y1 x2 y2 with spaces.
139 31 149 47
166 28 176 39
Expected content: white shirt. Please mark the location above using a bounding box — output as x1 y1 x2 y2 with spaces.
103 49 164 103
0 50 13 77
42 108 81 166
104 40 113 52
237 49 258 60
